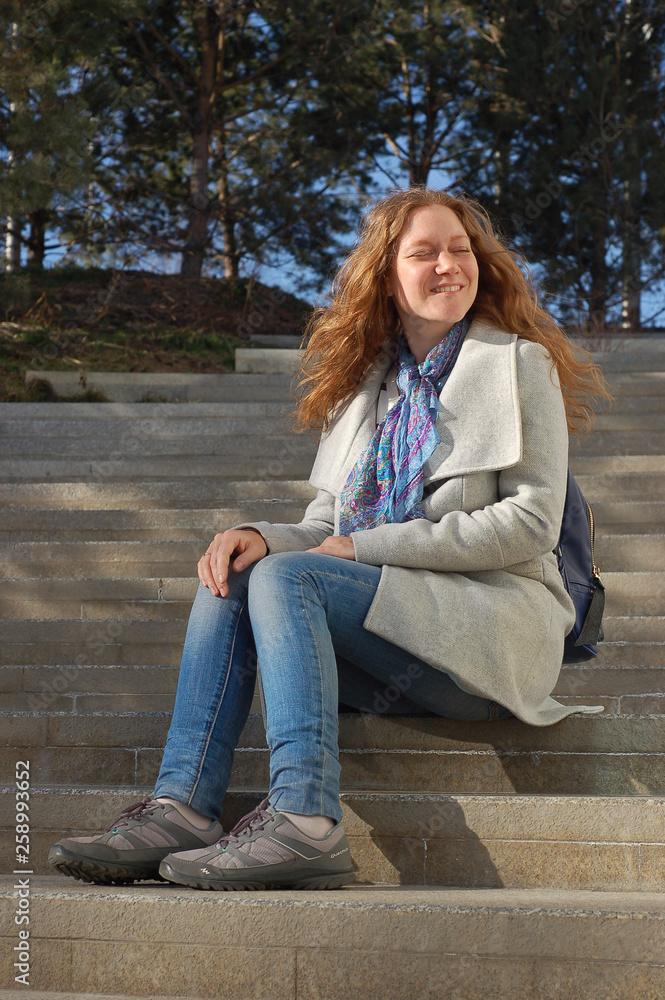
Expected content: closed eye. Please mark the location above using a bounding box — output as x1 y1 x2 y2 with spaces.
408 247 471 257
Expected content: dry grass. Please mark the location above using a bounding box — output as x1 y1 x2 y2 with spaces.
0 268 310 401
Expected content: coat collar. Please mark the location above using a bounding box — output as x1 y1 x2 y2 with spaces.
308 318 523 496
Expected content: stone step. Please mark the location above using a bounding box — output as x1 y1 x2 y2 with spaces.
2 427 663 463
571 455 665 473
4 657 665 715
1 786 663 892
5 711 663 754
0 992 177 1000
602 616 665 640
3 713 665 795
594 358 665 372
2 449 662 481
555 665 665 715
0 500 662 545
1 664 181 714
602 370 665 393
590 413 665 430
0 479 313 510
0 541 206 578
0 456 314 482
577 473 665 501
0 497 662 534
1 637 663 669
595 534 665 570
2 411 664 444
0 532 660 576
0 612 660 646
0 577 197 601
4 601 658 640
0 404 300 432
235 346 303 373
593 501 665 526
0 599 195 621
0 414 312 441
0 505 303 541
0 472 658 509
20 372 296 402
1 876 663 999
235 341 665 375
571 432 665 455
0 570 659 617
0 429 317 458
597 395 665 413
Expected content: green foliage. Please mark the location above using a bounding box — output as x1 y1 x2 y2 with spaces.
459 0 665 329
2 1 664 328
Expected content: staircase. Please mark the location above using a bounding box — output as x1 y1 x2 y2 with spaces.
1 342 665 999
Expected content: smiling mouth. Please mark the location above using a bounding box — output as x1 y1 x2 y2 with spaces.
432 284 464 293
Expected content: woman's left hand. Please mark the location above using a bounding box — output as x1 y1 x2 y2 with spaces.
306 535 356 560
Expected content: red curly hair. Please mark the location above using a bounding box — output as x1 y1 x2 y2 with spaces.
287 188 611 435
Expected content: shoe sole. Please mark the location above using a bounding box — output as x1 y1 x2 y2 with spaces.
48 844 166 886
159 858 356 891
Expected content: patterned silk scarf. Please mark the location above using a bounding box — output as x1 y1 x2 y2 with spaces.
338 316 469 535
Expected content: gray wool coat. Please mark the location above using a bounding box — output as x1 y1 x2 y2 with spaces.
230 318 605 726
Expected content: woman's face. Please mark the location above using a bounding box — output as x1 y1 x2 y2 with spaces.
386 204 479 346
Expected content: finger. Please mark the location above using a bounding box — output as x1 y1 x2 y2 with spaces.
198 552 219 595
231 535 254 571
212 535 236 594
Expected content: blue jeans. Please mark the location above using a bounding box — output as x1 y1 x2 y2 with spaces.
154 551 512 823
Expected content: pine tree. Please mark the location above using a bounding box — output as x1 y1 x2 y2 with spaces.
0 1 100 269
460 0 665 331
79 0 380 279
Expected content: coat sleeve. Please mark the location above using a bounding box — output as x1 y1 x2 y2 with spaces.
350 340 570 572
227 486 335 555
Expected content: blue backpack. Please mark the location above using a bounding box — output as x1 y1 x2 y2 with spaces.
556 470 605 664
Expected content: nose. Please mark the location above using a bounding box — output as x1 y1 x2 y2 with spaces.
435 251 460 273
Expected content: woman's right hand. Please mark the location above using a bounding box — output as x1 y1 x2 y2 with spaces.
198 528 268 597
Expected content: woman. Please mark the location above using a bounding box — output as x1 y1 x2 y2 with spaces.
49 188 609 891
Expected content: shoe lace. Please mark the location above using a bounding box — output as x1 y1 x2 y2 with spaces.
215 797 272 849
105 795 160 832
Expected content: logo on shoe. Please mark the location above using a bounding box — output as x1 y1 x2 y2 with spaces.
330 848 349 858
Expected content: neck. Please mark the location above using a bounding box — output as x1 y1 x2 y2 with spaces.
403 324 455 364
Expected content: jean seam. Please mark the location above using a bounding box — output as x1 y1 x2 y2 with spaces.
298 569 328 817
303 568 378 591
187 591 249 807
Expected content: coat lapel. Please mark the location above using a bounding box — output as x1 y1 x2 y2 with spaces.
308 342 394 493
308 320 523 495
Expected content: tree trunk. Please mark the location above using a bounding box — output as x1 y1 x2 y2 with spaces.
218 165 238 278
180 1 217 277
5 215 21 271
181 124 211 277
27 208 49 268
621 176 641 332
587 207 608 332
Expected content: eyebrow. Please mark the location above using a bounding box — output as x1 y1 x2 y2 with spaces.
404 234 470 247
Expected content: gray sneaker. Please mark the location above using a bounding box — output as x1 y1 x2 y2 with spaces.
48 796 224 885
159 797 356 891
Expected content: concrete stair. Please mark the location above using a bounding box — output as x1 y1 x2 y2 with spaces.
3 785 665 891
2 346 665 997
1 880 664 999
